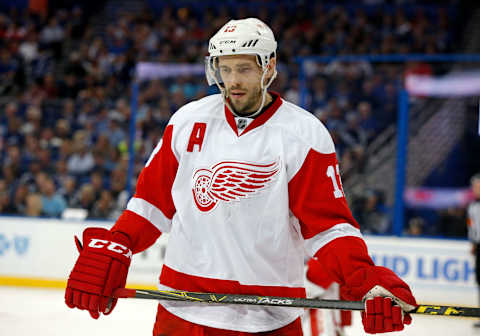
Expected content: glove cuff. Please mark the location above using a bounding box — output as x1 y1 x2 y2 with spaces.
364 285 416 312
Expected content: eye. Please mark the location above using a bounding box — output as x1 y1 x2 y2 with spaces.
238 67 251 73
220 67 231 74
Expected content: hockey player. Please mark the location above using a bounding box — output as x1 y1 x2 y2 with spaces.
64 18 417 335
467 173 480 328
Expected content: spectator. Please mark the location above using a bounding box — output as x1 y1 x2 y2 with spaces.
109 167 129 218
54 119 72 143
23 77 48 105
39 176 67 217
3 102 19 122
70 183 96 216
356 101 378 141
43 73 58 98
0 48 18 94
4 116 23 146
25 193 42 217
91 147 113 174
2 163 20 188
89 190 115 219
67 131 94 176
310 76 329 110
59 175 77 207
55 159 70 186
325 98 344 128
4 144 23 171
406 217 425 236
23 134 40 163
354 189 390 234
89 170 104 200
105 116 126 149
39 17 64 59
12 182 29 215
18 30 39 63
30 42 53 75
0 179 15 213
340 112 368 149
20 105 42 136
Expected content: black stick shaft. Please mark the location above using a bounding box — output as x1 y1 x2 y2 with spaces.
114 288 480 318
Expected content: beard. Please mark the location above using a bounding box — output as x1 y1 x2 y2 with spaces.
227 86 263 115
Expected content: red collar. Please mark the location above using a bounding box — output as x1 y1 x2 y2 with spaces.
224 92 283 136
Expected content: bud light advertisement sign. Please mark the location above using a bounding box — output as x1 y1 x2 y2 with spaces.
365 236 475 305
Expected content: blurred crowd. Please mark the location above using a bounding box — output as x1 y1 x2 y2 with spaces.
0 1 464 233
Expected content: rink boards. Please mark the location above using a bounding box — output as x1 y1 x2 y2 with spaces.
0 216 475 306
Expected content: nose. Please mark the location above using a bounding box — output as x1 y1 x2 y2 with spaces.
228 70 242 88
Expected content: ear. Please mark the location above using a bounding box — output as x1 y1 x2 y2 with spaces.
264 57 277 86
267 57 276 75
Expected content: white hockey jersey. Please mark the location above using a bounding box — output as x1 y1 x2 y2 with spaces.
112 92 363 332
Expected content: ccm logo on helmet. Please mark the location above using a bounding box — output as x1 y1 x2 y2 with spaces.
88 239 132 258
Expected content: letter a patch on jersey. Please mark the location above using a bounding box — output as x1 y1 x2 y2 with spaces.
187 122 207 152
192 160 280 212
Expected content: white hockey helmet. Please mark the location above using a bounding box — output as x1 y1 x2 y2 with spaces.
208 18 277 68
205 18 278 116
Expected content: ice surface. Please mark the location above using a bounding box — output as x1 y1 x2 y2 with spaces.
0 286 157 335
1 286 478 336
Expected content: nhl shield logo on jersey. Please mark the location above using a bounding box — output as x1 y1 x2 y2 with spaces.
192 159 281 212
236 118 248 131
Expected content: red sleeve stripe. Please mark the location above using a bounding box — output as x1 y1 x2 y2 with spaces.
304 223 363 257
135 125 178 219
159 264 306 298
126 197 172 233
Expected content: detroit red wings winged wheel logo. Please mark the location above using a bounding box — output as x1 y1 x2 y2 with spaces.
192 160 281 212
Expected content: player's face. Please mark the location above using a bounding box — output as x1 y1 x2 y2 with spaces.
217 55 264 115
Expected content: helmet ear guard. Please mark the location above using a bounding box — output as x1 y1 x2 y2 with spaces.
256 52 277 70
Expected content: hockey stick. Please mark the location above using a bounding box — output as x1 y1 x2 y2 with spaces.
113 288 480 318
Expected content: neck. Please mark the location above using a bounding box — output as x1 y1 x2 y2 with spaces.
262 92 273 109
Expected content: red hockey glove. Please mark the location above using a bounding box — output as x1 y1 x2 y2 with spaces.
65 227 132 319
343 266 417 334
